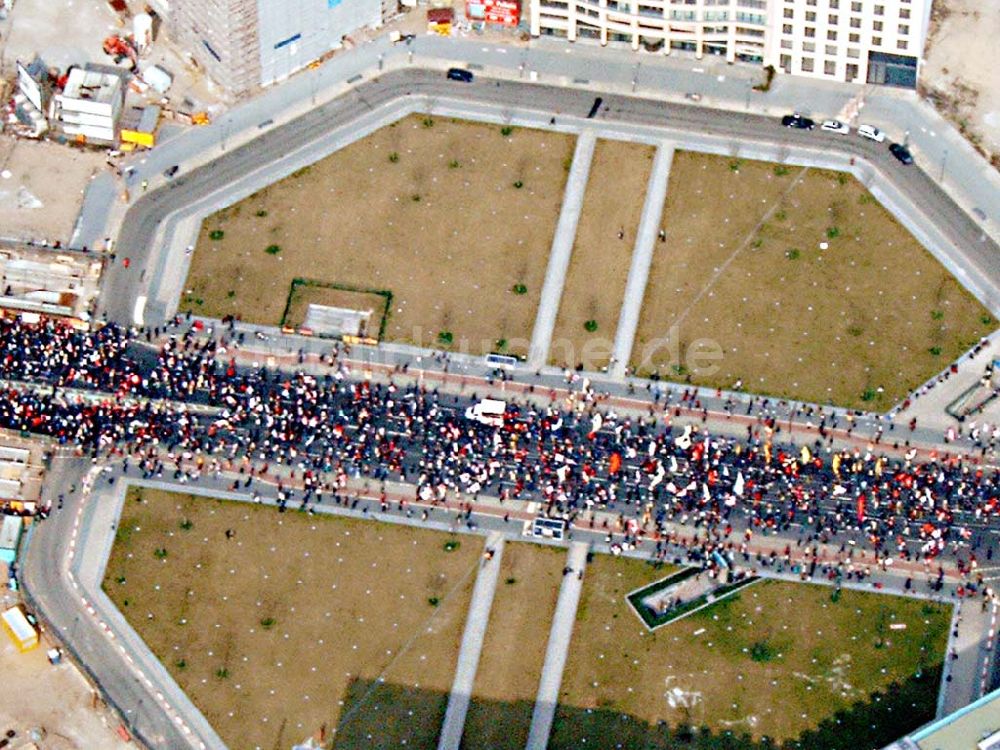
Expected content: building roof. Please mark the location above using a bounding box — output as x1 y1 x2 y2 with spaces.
60 67 123 103
909 687 1000 750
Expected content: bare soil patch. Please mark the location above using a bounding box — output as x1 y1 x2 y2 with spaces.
103 487 481 750
462 542 566 750
549 139 655 371
552 555 949 749
633 151 992 409
185 115 574 358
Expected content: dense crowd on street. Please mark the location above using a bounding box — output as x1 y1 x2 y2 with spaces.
1 316 998 587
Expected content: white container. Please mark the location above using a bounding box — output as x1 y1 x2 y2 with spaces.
133 13 154 54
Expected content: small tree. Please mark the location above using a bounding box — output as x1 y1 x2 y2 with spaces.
265 244 281 255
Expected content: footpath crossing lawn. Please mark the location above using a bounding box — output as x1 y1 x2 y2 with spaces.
461 542 567 750
633 151 992 410
186 115 574 358
104 487 480 750
551 555 949 749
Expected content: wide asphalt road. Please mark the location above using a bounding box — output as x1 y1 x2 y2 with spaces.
103 67 1000 327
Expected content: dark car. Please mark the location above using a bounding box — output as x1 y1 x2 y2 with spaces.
781 113 815 130
889 142 914 165
164 165 180 178
446 68 474 83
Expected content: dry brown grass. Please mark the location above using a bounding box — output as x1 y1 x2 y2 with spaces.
462 542 566 750
549 139 655 371
103 487 481 750
633 151 992 409
184 115 574 358
551 556 949 748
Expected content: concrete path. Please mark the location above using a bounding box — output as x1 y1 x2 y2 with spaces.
938 596 997 717
526 541 589 750
437 531 506 750
610 142 674 378
527 130 597 369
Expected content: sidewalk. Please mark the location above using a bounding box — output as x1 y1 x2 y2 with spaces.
437 532 505 750
526 541 589 750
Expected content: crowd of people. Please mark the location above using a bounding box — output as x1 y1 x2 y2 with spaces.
1 316 998 583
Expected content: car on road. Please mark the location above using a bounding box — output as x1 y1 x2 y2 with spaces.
446 67 474 83
781 113 815 130
821 119 850 134
889 142 914 165
858 124 886 142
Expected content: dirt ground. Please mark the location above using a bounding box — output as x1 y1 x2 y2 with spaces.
633 152 992 410
0 601 131 750
462 542 566 750
921 0 1000 162
549 139 655 371
103 488 481 750
552 556 949 749
0 138 106 244
186 115 573 358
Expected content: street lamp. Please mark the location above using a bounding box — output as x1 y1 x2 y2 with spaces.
939 147 948 183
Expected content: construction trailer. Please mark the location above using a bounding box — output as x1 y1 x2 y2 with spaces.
1 605 39 652
50 65 127 146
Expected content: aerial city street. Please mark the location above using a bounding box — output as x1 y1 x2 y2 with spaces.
0 0 999 748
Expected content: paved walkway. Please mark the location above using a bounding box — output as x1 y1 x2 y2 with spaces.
437 532 506 750
526 541 589 750
528 130 597 369
610 141 674 378
939 596 998 717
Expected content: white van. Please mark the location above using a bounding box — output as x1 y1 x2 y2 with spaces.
858 124 886 142
465 398 507 427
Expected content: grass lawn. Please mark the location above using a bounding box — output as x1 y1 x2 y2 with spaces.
549 139 656 371
633 151 993 410
185 115 574 358
461 542 567 750
103 487 481 750
550 555 949 749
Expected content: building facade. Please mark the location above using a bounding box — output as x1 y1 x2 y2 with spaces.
168 0 384 97
530 0 930 86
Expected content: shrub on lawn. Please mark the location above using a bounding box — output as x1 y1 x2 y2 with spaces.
930 310 944 320
260 617 276 630
388 151 400 163
179 518 193 531
773 165 790 177
428 597 440 607
153 547 168 559
584 319 598 333
513 180 524 189
215 668 229 679
437 331 453 345
785 248 800 260
422 116 434 128
209 229 225 240
265 244 281 255
255 209 268 217
750 640 778 663
448 159 460 169
500 125 514 136
512 283 528 295
826 226 841 239
928 346 942 356
443 540 460 552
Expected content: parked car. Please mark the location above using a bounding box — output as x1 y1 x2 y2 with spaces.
821 119 850 134
858 124 886 142
446 67 474 82
889 142 914 165
781 113 815 130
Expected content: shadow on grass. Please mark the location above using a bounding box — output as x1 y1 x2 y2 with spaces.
331 666 940 750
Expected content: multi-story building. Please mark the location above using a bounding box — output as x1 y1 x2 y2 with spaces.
530 0 930 87
165 0 385 97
